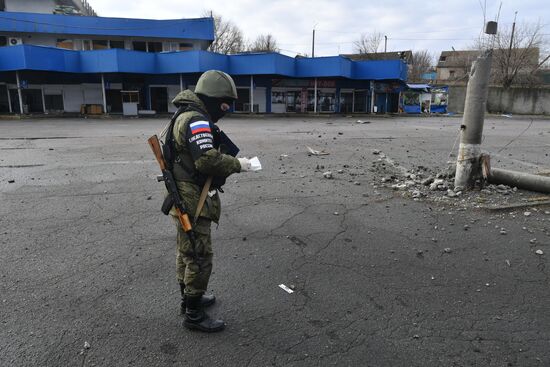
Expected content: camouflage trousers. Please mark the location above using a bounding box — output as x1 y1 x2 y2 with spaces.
173 217 213 296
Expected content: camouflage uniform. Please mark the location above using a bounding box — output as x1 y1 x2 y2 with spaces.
169 89 240 297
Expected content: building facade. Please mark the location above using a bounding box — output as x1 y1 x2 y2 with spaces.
0 6 407 115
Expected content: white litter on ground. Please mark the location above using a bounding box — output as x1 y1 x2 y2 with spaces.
278 284 294 294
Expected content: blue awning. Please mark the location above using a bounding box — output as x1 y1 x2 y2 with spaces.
406 83 431 90
0 45 408 81
0 12 214 40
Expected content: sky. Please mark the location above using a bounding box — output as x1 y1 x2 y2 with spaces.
89 0 548 59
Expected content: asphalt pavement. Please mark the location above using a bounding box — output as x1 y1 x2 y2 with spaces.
1 114 549 367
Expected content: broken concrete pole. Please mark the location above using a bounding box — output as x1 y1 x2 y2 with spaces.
454 50 493 190
489 168 550 194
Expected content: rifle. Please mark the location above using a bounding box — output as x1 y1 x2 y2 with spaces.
147 134 199 262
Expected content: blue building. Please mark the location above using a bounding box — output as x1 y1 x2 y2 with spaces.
0 5 407 115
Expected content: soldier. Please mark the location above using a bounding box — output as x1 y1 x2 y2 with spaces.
166 70 252 332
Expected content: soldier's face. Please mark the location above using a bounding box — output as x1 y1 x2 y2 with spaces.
220 103 231 112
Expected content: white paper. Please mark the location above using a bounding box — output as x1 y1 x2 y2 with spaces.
249 156 262 171
278 284 294 294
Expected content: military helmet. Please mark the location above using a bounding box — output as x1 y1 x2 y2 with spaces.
195 70 238 100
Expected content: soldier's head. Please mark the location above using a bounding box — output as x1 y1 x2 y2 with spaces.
195 70 238 122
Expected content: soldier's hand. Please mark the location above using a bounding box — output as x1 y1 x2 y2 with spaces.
237 157 252 172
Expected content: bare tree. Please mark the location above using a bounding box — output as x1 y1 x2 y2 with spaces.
353 32 383 54
248 34 280 53
408 50 434 82
204 11 245 54
474 21 548 87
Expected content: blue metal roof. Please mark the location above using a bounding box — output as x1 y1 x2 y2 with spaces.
0 12 214 40
0 45 407 81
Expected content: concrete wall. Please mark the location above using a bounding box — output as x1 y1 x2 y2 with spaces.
6 0 56 13
448 86 550 115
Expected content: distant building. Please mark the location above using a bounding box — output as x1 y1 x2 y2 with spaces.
343 51 413 64
436 48 540 84
1 0 96 16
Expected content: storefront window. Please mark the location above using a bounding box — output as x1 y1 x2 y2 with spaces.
403 92 420 106
110 40 125 49
56 39 74 50
92 40 108 50
234 88 250 112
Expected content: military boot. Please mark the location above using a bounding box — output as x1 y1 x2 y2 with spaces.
179 284 216 316
184 294 225 332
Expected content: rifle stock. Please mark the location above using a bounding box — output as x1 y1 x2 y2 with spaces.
147 135 166 171
148 134 194 234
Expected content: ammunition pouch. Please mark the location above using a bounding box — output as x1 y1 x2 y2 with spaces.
161 194 175 215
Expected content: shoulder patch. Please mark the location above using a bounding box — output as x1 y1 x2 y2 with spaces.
189 120 211 134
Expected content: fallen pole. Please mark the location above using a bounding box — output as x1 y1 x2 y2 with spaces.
489 168 550 194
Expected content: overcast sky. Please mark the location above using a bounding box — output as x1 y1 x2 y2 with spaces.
90 0 548 59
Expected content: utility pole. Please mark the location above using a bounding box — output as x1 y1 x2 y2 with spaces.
312 29 315 57
454 22 496 190
384 35 387 52
506 11 517 81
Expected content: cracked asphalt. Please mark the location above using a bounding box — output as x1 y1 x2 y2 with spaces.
1 115 549 367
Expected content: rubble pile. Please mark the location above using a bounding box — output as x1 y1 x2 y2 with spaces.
368 150 547 210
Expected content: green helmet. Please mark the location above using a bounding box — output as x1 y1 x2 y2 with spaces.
195 70 238 100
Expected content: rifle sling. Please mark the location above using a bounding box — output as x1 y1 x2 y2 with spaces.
194 175 213 224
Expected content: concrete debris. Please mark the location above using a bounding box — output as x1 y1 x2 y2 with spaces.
444 248 452 253
392 184 408 191
505 259 511 267
372 149 381 155
356 120 371 124
429 179 448 191
354 181 361 186
524 211 532 217
412 190 423 198
306 146 329 156
421 177 434 186
323 171 333 179
84 341 90 349
535 250 544 255
333 212 339 216
447 190 458 198
500 228 507 235
530 239 537 244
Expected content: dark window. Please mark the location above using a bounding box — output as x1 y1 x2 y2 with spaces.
110 40 125 49
0 36 7 47
179 43 193 51
44 95 64 112
439 56 447 62
133 41 146 52
234 88 250 112
449 70 456 78
148 42 162 53
92 40 108 50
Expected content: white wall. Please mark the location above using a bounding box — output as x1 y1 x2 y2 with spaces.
253 87 266 113
82 84 103 104
62 85 84 112
167 85 181 113
6 0 57 13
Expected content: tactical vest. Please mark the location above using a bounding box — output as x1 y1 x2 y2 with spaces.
165 105 226 189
